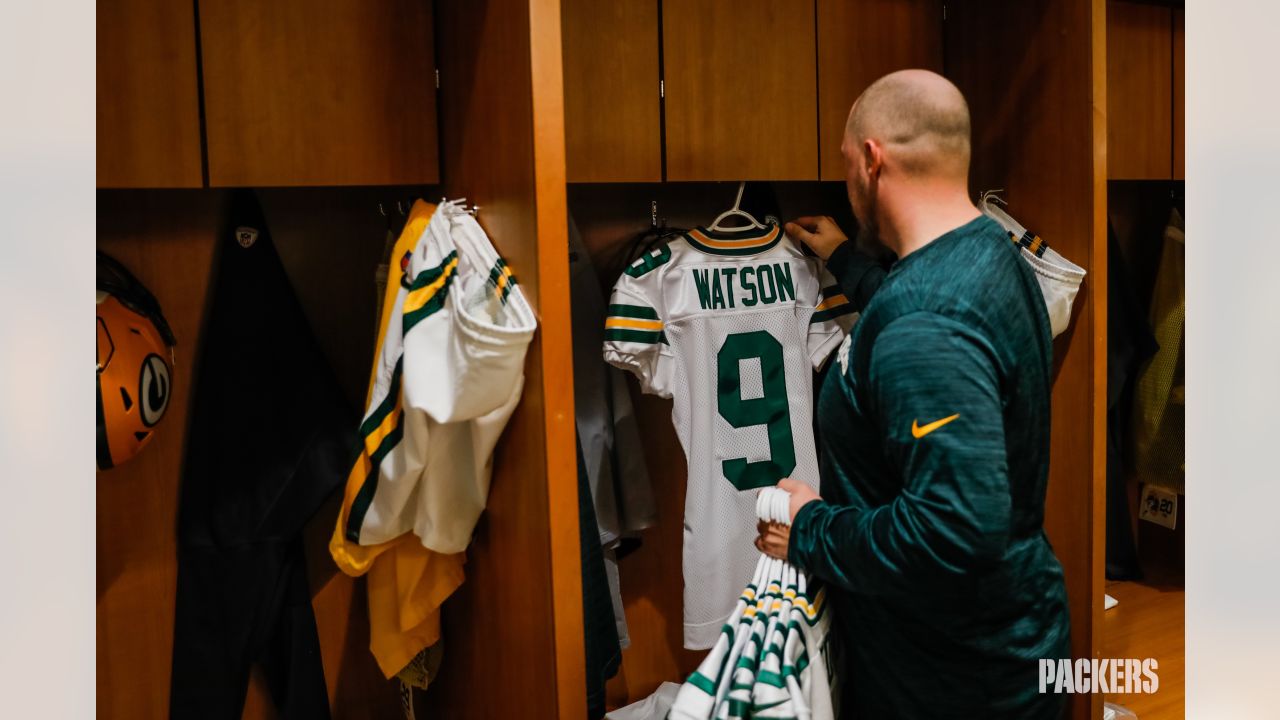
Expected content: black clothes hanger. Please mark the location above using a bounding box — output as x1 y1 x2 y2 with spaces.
621 199 687 270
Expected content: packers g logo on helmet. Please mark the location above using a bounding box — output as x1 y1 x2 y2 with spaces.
97 252 177 471
138 353 171 427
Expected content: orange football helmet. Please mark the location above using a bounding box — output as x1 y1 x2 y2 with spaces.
97 252 177 470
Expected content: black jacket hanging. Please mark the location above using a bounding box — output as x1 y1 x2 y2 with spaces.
170 190 357 719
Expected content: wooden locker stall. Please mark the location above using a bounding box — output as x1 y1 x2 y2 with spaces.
96 187 416 720
946 2 1108 719
561 1 1108 717
425 0 584 717
97 0 582 718
567 181 858 709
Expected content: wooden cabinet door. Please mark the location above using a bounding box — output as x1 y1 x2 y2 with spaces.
817 0 944 180
662 0 818 181
199 0 439 187
1107 0 1173 179
562 0 662 182
1173 7 1184 180
97 0 203 188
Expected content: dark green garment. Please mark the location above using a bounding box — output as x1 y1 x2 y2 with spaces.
791 216 1070 719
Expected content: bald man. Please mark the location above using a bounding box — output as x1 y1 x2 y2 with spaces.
757 70 1070 718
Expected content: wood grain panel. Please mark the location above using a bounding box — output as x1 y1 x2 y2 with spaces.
1107 0 1173 179
426 0 582 717
561 0 661 182
97 191 219 720
946 2 1107 718
817 0 944 180
199 0 439 187
663 0 818 180
1173 8 1184 179
97 189 413 719
97 0 203 188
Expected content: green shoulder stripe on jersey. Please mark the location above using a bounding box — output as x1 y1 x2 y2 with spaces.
358 359 403 438
607 303 659 320
345 405 406 543
403 282 453 332
488 258 518 303
487 258 506 285
686 671 716 695
812 284 855 323
403 253 458 333
605 328 665 344
624 245 672 278
755 670 786 688
1011 229 1049 257
407 251 457 291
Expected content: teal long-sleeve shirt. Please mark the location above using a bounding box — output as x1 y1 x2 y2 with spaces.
792 216 1070 718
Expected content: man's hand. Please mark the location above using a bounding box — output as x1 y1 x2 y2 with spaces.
785 216 848 261
756 520 791 560
754 478 822 560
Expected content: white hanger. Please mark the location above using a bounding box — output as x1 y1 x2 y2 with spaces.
977 189 1029 238
708 181 767 233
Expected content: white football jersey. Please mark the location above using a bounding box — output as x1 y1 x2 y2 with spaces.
604 223 856 649
670 559 837 720
343 201 537 554
770 574 837 720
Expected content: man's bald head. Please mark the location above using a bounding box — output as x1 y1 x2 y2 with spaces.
844 69 971 180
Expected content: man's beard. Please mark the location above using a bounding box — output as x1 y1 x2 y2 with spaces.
851 176 894 261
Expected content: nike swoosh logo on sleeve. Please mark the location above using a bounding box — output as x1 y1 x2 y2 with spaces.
911 413 960 438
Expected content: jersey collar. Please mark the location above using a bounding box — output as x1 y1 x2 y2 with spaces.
684 223 783 257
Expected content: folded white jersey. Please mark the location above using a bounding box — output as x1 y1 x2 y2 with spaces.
670 487 838 720
778 573 839 717
344 201 537 554
747 565 800 719
670 556 778 720
603 223 855 649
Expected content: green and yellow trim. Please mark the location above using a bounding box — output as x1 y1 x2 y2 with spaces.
685 223 783 257
811 285 855 323
1010 229 1049 258
345 359 406 542
403 252 458 333
605 303 665 344
488 257 517 303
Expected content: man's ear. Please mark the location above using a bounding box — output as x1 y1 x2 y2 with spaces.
864 139 884 177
